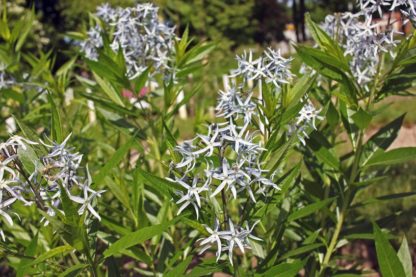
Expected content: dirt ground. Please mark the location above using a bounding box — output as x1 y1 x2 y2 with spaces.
389 126 416 149
365 125 416 149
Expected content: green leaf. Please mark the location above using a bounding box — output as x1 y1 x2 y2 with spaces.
181 217 209 235
93 72 125 107
373 223 406 277
13 117 42 150
314 146 340 170
365 147 416 167
279 243 323 260
131 67 150 94
305 13 347 68
94 138 137 184
101 215 132 236
56 56 77 77
340 103 359 150
86 54 128 87
16 233 39 277
397 236 413 277
79 91 138 117
308 131 340 170
187 258 225 277
326 101 339 127
361 114 405 165
121 248 152 264
58 264 87 277
287 75 316 108
257 260 305 277
17 144 39 174
351 108 372 130
277 163 301 199
167 85 200 119
135 167 181 197
281 102 304 125
288 198 335 222
14 12 34 51
0 7 10 41
24 245 73 268
165 256 193 277
104 218 179 257
105 177 132 212
47 93 63 143
58 184 87 251
296 45 358 105
296 46 344 80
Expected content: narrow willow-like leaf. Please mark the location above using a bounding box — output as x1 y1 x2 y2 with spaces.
16 233 39 277
24 245 73 268
58 264 87 277
165 256 193 277
56 57 76 77
365 147 416 167
17 144 39 174
257 260 305 277
135 167 181 197
104 218 179 257
47 93 63 143
361 114 405 165
94 138 136 184
351 108 372 130
305 13 348 69
373 223 406 277
397 236 413 277
120 248 152 264
286 74 316 108
15 12 34 51
93 72 125 107
279 243 323 260
187 258 225 277
288 198 335 222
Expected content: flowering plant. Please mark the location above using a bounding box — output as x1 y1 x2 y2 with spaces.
0 1 415 276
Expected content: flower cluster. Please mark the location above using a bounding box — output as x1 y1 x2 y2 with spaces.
322 8 398 90
289 100 323 145
231 48 293 90
198 219 261 265
397 1 416 25
81 3 176 79
359 0 416 25
0 70 15 90
80 25 103 62
0 134 103 240
168 49 293 263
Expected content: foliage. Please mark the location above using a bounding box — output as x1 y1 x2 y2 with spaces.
0 1 415 276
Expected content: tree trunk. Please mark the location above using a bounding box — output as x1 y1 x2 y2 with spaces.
300 0 306 41
292 0 300 42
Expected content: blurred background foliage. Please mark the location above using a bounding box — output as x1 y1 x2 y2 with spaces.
3 0 356 100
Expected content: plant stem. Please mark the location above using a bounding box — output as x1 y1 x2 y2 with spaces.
321 126 364 273
221 189 228 227
84 248 97 277
321 206 345 268
14 160 45 211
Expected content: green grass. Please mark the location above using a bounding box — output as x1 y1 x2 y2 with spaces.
354 161 416 242
373 96 416 126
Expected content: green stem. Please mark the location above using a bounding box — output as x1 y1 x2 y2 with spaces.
85 249 97 277
321 203 345 268
321 127 364 274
